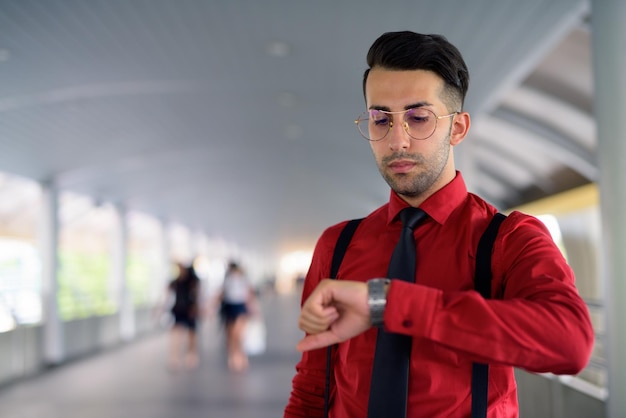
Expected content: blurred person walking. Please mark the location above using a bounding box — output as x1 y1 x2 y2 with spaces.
165 263 202 371
217 261 257 372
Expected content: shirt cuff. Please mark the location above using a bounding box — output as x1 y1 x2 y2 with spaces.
383 279 441 338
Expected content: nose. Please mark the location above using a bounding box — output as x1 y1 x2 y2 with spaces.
387 120 411 151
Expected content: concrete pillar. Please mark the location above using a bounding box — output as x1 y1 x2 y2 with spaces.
112 205 134 341
160 221 171 288
39 182 63 364
590 0 626 416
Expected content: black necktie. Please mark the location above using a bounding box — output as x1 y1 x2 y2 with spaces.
367 207 427 418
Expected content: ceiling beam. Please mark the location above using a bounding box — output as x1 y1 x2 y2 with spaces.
493 107 597 181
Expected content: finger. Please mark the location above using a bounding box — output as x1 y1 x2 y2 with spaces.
298 310 339 334
298 306 338 330
300 305 338 324
296 331 340 352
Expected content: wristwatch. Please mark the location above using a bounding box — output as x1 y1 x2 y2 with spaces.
367 278 390 327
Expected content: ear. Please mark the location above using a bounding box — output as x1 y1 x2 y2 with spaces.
450 112 471 146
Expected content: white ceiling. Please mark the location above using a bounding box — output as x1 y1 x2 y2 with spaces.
0 0 595 262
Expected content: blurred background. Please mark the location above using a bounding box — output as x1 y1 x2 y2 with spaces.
0 0 624 417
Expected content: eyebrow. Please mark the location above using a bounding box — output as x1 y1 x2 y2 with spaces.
369 101 433 112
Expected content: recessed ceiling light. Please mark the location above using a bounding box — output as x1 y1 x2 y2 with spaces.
277 91 297 108
0 49 11 62
266 41 291 58
284 124 303 141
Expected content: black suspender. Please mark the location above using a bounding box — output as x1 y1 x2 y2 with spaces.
323 212 506 418
471 212 507 418
324 218 363 418
330 219 364 280
474 213 507 297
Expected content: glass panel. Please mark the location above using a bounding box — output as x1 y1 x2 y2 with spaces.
0 173 43 329
126 211 165 307
57 192 116 320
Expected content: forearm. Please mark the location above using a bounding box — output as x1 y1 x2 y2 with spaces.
385 280 593 373
284 352 329 417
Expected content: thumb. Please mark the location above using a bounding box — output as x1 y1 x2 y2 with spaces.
296 332 340 352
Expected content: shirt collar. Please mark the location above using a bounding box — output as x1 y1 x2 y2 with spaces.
387 171 468 226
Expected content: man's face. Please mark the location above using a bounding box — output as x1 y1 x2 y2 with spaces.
365 68 459 203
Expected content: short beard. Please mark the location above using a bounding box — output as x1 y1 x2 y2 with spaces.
378 132 451 198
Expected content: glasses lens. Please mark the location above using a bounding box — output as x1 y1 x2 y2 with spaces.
356 110 390 141
404 108 436 140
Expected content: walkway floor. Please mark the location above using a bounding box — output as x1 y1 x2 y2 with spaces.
0 292 303 418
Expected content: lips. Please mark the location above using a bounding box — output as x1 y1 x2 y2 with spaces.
388 160 416 174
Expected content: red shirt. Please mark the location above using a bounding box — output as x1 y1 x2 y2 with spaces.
284 173 594 418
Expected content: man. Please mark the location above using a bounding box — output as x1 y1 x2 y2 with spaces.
284 31 594 417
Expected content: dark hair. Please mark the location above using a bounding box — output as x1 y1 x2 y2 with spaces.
177 264 199 283
362 31 469 110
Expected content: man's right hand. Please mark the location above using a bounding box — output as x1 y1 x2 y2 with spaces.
296 279 372 352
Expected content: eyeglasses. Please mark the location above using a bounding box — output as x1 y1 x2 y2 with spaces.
355 108 459 141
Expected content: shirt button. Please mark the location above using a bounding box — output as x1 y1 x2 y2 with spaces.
402 320 413 328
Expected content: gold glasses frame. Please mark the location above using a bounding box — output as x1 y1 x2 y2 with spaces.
355 108 459 141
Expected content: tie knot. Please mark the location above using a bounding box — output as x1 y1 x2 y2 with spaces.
399 207 426 230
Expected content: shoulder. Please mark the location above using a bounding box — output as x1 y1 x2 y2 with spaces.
311 220 356 270
461 195 554 251
301 220 357 302
492 210 568 276
498 210 554 243
497 210 565 263
319 219 360 246
302 209 381 295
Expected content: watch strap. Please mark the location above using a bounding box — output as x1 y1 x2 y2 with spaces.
367 278 390 327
